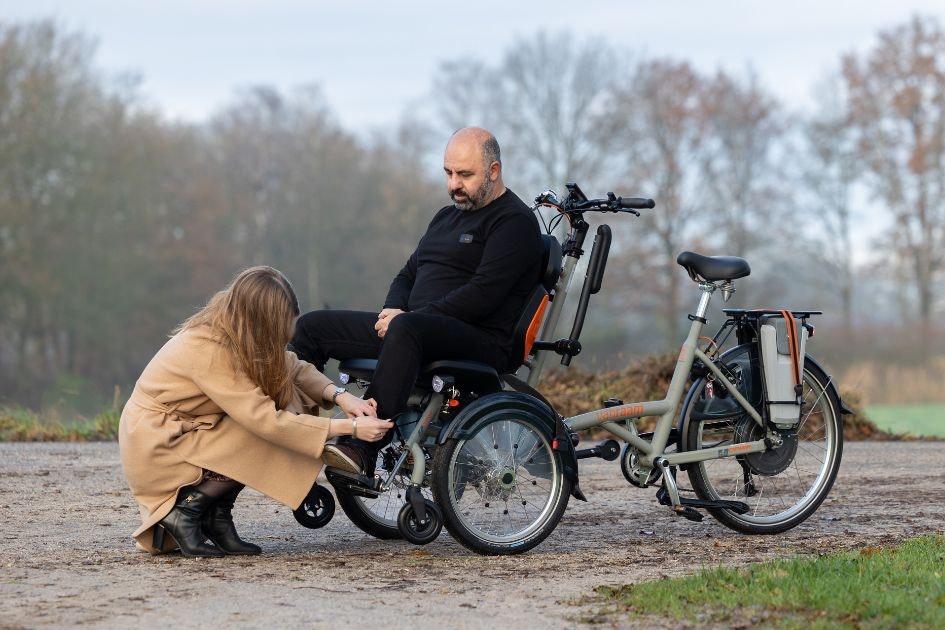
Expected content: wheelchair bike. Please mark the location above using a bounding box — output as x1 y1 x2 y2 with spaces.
293 182 850 555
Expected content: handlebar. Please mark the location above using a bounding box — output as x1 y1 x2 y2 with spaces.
534 187 655 216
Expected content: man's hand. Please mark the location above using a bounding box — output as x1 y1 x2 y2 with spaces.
375 308 403 339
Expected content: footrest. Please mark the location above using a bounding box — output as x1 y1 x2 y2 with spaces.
656 487 750 515
325 468 383 498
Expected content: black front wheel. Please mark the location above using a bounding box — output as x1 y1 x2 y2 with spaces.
397 499 443 545
293 485 335 529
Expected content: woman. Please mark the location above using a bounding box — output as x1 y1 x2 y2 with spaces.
119 266 392 557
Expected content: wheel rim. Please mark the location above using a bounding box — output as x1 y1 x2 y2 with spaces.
448 417 560 544
354 449 432 528
692 368 839 525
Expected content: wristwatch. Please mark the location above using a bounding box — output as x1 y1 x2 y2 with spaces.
329 386 346 406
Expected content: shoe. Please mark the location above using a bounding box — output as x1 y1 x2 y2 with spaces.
322 442 370 475
154 487 225 557
201 485 261 555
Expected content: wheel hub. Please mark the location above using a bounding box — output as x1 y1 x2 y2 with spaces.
734 416 798 476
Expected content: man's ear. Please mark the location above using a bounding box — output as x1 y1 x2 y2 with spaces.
489 161 500 181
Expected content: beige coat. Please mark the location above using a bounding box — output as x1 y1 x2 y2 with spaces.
118 325 335 553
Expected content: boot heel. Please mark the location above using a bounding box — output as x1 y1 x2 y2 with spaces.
153 523 165 549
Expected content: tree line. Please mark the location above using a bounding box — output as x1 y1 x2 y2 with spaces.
1 17 943 411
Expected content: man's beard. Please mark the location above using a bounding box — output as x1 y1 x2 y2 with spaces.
451 176 494 211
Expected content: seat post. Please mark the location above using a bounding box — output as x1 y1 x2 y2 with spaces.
695 282 716 320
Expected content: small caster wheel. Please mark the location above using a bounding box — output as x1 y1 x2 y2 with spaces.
293 485 335 529
397 499 443 545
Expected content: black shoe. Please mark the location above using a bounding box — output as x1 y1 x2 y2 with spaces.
323 442 373 475
201 485 261 555
155 487 225 558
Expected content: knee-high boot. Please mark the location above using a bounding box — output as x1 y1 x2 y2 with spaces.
153 487 225 558
201 484 261 555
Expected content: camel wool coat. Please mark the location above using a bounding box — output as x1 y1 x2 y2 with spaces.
118 325 335 553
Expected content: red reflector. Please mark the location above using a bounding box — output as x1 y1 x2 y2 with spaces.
552 439 560 450
448 399 459 407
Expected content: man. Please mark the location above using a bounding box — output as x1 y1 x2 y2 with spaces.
291 127 541 474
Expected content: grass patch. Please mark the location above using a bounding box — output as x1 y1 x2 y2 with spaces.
0 406 120 441
592 535 945 628
866 404 945 438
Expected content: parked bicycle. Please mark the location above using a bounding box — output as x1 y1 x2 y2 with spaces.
293 182 850 555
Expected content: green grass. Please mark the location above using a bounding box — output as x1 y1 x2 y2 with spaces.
866 403 945 438
0 406 120 441
591 536 945 628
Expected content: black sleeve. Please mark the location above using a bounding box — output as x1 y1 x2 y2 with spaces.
413 212 539 323
383 246 418 310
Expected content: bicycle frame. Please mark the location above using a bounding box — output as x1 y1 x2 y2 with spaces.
564 281 768 469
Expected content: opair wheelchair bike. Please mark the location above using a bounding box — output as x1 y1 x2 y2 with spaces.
293 182 850 555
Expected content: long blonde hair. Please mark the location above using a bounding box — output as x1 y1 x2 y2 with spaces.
177 266 301 409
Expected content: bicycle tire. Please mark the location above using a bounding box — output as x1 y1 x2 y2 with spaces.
684 355 843 534
432 410 571 555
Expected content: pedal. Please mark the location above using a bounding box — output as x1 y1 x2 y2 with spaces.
673 505 704 522
324 468 383 498
575 439 621 461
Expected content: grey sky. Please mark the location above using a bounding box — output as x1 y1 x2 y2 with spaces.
3 0 944 132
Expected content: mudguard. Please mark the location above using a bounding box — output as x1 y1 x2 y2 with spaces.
676 342 852 455
437 391 586 502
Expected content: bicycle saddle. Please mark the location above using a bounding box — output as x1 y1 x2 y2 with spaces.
676 251 751 282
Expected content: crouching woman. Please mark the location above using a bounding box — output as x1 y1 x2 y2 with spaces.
119 266 392 557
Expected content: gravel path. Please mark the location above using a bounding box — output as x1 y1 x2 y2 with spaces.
1 442 943 628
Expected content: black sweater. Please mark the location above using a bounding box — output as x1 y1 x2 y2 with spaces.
384 189 541 343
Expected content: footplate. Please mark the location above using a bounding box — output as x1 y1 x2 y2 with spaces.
324 468 383 498
656 487 750 515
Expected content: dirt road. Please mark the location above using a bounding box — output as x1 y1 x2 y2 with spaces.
1 442 943 628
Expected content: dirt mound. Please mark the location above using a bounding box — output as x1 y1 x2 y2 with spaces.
539 352 895 441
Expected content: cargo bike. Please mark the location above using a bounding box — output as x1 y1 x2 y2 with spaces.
292 183 849 555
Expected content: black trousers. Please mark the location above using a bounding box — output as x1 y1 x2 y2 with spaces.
291 310 511 453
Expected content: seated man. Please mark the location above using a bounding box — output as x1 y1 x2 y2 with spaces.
290 127 541 474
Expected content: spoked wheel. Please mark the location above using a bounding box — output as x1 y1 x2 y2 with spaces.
684 358 843 534
335 446 433 539
432 412 571 555
293 485 335 529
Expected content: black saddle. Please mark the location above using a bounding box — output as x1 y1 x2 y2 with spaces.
676 251 750 282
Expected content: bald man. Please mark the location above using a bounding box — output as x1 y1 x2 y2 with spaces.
291 128 541 474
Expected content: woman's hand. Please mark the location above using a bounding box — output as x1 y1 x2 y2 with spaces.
353 417 395 442
337 393 377 417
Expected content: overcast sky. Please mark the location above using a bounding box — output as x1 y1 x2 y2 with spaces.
3 0 945 132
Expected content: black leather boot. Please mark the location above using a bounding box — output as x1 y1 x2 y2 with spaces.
154 486 225 557
202 484 261 555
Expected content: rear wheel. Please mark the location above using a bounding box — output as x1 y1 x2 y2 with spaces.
432 411 570 554
684 357 843 534
335 446 433 539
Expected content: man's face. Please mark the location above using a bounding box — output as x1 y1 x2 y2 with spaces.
443 137 495 211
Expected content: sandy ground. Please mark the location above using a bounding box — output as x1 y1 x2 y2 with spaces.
1 441 943 629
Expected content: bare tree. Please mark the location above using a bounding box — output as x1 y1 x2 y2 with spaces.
434 32 624 195
841 15 945 327
610 59 710 343
700 69 788 258
802 77 859 330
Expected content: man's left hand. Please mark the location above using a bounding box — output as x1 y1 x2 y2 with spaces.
375 308 403 339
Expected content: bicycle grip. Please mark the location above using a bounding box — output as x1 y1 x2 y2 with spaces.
619 197 655 209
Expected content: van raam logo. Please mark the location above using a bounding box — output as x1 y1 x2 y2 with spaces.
596 404 644 421
718 443 753 457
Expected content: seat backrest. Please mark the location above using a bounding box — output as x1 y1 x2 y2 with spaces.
507 235 562 369
540 234 563 292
